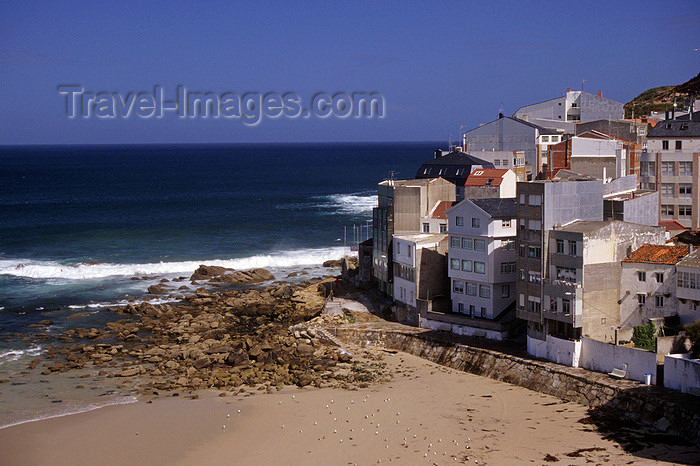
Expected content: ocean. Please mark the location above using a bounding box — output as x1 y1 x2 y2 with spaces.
0 141 437 427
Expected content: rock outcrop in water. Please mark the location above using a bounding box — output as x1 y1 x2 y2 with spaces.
37 267 388 395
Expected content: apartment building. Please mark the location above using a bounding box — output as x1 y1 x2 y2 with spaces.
676 248 700 325
640 112 700 229
462 168 516 200
513 89 624 134
372 177 455 296
619 244 691 329
543 221 665 342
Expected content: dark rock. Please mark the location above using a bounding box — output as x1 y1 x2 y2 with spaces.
190 265 234 282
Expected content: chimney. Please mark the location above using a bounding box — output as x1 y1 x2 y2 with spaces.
566 88 571 93
434 149 442 159
598 91 602 98
498 112 504 119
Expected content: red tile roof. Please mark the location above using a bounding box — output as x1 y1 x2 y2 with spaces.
464 168 510 186
430 200 455 219
659 220 687 233
622 244 690 264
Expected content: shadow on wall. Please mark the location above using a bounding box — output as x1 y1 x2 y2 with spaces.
585 385 700 461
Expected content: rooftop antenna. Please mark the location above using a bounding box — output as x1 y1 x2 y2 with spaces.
448 133 454 152
387 170 395 181
459 124 468 151
581 79 586 92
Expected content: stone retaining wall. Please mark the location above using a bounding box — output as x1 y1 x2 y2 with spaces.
333 326 700 446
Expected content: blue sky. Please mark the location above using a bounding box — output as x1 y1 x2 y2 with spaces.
1 0 698 145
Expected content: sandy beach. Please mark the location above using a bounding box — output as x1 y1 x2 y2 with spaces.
2 342 697 466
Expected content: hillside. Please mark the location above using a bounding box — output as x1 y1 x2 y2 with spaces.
624 72 700 118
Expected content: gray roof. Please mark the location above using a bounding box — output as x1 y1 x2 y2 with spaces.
470 198 517 218
647 116 700 138
506 116 560 135
557 220 613 234
677 248 700 268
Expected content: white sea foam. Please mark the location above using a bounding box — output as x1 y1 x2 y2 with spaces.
323 193 377 215
67 297 181 310
0 345 44 365
0 395 138 430
0 246 351 281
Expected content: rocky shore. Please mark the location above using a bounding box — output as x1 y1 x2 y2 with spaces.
31 259 392 396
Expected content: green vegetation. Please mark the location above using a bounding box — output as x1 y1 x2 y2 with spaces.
632 323 657 351
684 320 700 358
624 73 700 118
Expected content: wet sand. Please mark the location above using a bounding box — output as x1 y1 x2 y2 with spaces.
1 346 697 465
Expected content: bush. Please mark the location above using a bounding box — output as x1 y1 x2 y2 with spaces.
632 323 657 351
685 320 700 358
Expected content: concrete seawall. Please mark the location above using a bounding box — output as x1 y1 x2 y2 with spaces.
332 325 700 446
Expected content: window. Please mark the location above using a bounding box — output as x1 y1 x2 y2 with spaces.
678 271 700 289
474 261 486 274
500 262 516 273
502 159 508 166
501 238 515 250
528 297 541 312
479 285 490 298
462 237 473 249
407 245 411 258
479 307 486 317
519 219 526 230
562 299 571 314
661 162 675 176
520 269 525 280
637 271 646 281
451 237 460 248
519 245 526 257
568 241 577 256
474 239 486 251
661 183 674 196
469 304 475 315
661 205 674 217
528 195 542 206
528 272 541 283
675 140 682 150
680 162 693 175
640 161 655 175
556 267 576 283
655 295 664 308
456 216 464 226
542 136 549 142
528 246 541 258
501 284 510 298
556 239 565 254
662 140 669 150
502 219 511 228
550 298 558 312
655 272 664 283
458 302 464 313
680 184 692 197
494 159 500 166
519 194 525 205
679 205 692 217
528 220 541 232
453 280 464 293
466 282 477 296
461 260 472 272
396 242 400 254
451 258 460 270
423 223 430 233
472 217 480 228
439 224 447 233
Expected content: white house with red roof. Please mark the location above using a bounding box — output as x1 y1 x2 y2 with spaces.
462 168 516 200
620 244 691 328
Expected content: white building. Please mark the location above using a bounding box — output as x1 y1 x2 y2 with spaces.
446 198 517 320
392 233 448 324
641 112 700 229
676 248 700 325
514 89 624 133
619 244 691 328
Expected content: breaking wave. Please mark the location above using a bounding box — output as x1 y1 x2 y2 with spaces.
0 246 350 281
318 193 377 215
